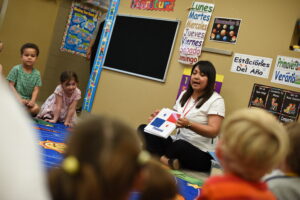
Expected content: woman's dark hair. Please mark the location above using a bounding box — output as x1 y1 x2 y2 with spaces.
180 60 216 109
60 71 79 83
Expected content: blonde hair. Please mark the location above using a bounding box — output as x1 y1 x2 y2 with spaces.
219 108 289 181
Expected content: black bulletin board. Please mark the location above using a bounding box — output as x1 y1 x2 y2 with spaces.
103 15 180 82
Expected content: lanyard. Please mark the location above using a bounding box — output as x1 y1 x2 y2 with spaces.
182 97 198 118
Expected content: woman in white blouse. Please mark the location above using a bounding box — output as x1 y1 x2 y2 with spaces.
139 61 225 172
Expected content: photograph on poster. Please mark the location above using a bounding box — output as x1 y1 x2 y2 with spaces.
249 83 300 123
265 89 284 113
210 17 241 44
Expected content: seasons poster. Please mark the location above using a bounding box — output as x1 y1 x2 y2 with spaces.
249 83 300 123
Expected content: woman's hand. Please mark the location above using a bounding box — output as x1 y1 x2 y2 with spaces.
177 115 223 138
176 117 191 128
148 109 160 122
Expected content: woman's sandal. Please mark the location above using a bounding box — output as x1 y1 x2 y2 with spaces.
168 158 180 170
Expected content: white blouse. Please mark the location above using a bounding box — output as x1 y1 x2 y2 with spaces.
172 91 225 152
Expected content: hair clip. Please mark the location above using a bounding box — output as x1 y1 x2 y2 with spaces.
137 150 151 165
62 156 79 175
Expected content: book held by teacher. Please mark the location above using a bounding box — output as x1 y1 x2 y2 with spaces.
144 108 180 138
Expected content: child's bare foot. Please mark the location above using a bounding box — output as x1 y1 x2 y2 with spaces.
160 155 180 170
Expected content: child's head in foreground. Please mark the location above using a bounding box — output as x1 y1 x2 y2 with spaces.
284 122 300 175
48 115 177 200
217 108 289 181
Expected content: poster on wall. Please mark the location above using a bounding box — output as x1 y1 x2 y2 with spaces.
82 0 111 10
249 83 300 123
60 3 101 57
176 67 224 99
178 1 214 65
130 0 175 11
231 53 272 79
83 0 120 112
271 56 300 88
210 17 241 44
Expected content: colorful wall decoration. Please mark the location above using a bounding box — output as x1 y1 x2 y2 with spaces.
231 53 272 79
249 83 300 123
210 17 241 44
178 1 214 65
60 2 101 57
130 0 175 11
177 67 224 99
83 0 111 10
271 55 300 88
82 0 120 112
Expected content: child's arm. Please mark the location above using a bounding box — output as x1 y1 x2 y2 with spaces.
8 81 27 104
27 86 39 108
46 94 62 123
64 100 79 127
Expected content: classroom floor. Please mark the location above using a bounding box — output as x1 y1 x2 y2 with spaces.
34 119 209 200
183 169 209 181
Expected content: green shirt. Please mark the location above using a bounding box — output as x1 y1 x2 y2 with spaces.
7 64 42 100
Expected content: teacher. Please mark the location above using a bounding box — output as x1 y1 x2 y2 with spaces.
138 61 225 172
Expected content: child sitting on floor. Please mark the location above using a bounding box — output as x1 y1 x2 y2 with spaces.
48 115 177 200
37 71 81 127
7 43 42 115
197 108 289 200
265 122 300 200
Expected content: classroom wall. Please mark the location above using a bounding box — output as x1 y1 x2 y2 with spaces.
0 0 60 77
91 0 300 127
0 0 91 105
39 0 91 105
1 0 299 126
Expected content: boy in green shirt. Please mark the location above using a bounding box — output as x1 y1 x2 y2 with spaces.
7 43 42 116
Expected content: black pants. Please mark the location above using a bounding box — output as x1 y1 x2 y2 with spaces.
138 124 212 172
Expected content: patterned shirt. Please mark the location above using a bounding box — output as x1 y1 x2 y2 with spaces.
7 64 42 100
